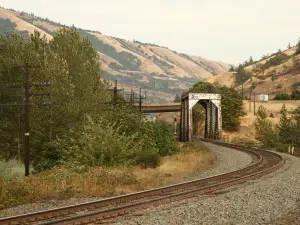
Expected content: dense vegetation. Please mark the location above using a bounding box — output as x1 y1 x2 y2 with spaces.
255 104 300 151
189 82 245 130
235 65 253 85
0 29 177 173
273 85 300 100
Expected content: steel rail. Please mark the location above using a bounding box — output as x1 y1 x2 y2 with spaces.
0 139 284 225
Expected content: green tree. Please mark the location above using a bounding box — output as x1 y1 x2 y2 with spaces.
271 75 275 82
228 65 235 72
236 64 252 85
290 106 300 147
255 106 278 148
0 28 178 173
173 94 181 102
278 104 292 144
291 86 300 100
189 82 245 130
249 56 254 65
295 38 300 55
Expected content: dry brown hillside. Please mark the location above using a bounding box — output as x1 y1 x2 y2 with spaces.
206 45 300 99
0 7 229 102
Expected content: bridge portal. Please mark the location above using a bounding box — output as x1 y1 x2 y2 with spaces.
180 93 222 142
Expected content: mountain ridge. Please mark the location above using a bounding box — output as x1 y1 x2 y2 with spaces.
0 7 229 102
206 45 300 99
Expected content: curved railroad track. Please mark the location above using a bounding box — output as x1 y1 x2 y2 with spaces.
0 139 284 225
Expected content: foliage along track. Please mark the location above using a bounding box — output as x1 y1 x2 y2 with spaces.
0 138 284 225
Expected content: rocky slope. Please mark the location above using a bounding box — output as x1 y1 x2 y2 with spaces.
0 7 229 102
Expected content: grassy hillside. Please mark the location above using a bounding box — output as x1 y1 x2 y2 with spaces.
206 44 300 99
0 7 229 102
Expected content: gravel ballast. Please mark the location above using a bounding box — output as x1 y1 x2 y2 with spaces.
188 142 252 180
0 142 252 218
114 145 300 225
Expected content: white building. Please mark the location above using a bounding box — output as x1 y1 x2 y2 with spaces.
257 94 268 102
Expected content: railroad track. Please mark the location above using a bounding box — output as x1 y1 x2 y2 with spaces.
0 138 284 225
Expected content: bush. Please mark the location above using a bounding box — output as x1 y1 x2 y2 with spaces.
151 122 178 156
291 88 300 100
56 117 145 168
273 93 291 100
135 151 161 168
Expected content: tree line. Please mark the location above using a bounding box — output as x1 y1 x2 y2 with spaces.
0 28 177 173
255 104 300 151
229 38 300 86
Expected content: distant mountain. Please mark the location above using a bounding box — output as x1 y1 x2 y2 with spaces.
0 7 229 102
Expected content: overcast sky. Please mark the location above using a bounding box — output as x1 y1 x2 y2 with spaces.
1 0 300 64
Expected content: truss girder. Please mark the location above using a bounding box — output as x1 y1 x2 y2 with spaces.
180 93 222 142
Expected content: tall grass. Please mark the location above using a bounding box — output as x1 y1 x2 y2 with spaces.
0 142 215 210
0 159 24 181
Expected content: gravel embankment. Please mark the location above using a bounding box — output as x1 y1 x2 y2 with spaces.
113 149 300 225
0 142 252 219
187 142 252 180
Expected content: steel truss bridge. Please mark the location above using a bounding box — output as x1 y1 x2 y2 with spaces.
138 93 222 142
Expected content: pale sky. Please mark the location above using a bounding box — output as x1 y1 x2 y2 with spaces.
1 0 300 64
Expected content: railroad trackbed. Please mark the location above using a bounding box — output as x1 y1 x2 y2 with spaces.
0 138 285 225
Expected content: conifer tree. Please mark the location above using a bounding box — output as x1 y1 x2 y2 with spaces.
296 38 300 55
249 56 254 65
278 104 292 144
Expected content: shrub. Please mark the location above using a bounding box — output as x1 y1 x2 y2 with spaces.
273 93 291 100
135 151 161 168
151 121 178 156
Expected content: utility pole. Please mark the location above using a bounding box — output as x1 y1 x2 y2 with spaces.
139 87 142 111
249 91 252 112
253 91 256 116
4 64 50 176
129 89 133 106
24 64 30 177
130 88 146 111
132 92 135 106
242 82 244 100
113 80 118 106
106 80 123 107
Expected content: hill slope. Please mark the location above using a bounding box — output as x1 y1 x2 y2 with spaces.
206 45 300 98
0 7 229 102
